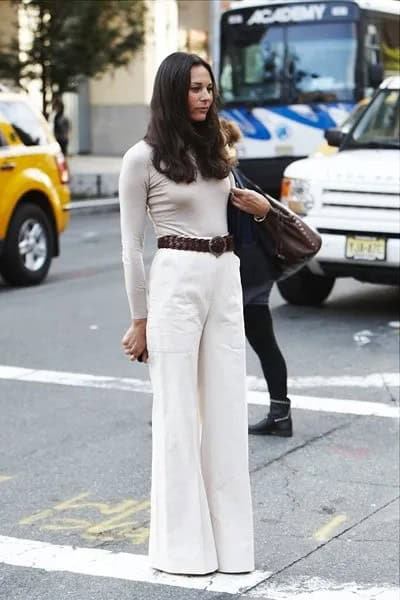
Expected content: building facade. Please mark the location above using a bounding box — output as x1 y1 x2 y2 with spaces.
0 0 232 155
85 0 230 155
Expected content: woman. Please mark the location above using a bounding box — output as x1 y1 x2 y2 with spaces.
119 52 270 576
221 119 292 438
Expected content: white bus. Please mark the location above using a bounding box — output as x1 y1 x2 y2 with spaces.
219 0 400 194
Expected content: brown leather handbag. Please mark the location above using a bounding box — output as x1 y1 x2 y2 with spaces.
232 168 322 280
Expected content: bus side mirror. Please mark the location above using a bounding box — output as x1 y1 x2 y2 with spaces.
324 128 345 148
368 63 384 88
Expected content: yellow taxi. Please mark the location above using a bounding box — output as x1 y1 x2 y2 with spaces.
0 87 70 285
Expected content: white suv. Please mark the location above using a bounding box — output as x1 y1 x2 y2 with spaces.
278 76 400 305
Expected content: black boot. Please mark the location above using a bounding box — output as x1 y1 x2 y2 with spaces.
248 400 293 437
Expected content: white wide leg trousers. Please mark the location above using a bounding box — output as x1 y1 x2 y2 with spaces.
146 248 254 575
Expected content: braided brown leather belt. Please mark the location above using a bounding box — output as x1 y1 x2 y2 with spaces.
157 234 234 257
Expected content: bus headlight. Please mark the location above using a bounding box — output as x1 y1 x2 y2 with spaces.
281 177 314 215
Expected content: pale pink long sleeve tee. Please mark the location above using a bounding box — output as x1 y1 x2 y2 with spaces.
118 140 232 319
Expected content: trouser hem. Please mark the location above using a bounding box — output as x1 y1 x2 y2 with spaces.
151 562 218 576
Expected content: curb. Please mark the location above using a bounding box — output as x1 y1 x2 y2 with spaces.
67 198 119 214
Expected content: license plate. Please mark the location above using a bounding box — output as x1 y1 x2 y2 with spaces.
345 236 386 261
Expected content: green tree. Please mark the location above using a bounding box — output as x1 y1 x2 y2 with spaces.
0 0 146 115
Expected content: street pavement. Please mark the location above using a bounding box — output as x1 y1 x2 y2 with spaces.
0 210 399 600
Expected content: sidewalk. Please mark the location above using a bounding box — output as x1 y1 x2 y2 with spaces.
68 154 122 200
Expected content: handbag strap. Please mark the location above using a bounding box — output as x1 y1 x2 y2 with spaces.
232 167 275 200
232 167 284 256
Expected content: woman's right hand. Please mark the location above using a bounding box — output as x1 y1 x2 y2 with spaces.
122 319 148 363
231 187 271 218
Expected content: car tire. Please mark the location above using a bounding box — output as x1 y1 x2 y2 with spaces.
0 202 54 286
277 268 335 306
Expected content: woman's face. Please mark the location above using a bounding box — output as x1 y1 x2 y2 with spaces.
188 65 213 122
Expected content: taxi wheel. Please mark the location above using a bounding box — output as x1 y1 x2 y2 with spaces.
277 267 335 306
0 203 54 286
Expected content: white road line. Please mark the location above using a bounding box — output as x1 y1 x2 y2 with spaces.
248 373 400 390
0 365 152 393
0 536 397 599
247 578 399 600
0 365 398 392
0 365 399 419
0 535 269 594
248 392 399 418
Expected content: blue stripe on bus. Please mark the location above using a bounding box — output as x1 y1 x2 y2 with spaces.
220 108 271 140
268 104 354 130
221 103 355 140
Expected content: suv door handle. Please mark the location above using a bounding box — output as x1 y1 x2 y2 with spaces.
0 162 16 171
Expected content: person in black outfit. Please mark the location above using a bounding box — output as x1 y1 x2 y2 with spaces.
222 119 292 437
244 290 292 437
52 96 70 156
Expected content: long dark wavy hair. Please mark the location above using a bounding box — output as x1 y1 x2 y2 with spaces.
144 52 231 183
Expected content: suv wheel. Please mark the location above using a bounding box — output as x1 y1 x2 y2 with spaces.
0 203 54 286
277 268 335 306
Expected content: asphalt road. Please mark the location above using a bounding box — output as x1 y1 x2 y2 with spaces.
0 210 399 600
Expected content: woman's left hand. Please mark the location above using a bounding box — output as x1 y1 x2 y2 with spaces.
230 187 271 218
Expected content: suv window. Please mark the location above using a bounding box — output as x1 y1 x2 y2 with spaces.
348 89 400 149
0 101 48 146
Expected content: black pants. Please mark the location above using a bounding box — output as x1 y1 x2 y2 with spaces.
57 139 68 156
244 304 288 403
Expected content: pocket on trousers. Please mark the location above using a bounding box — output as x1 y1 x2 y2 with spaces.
147 320 198 353
148 251 197 318
213 255 245 351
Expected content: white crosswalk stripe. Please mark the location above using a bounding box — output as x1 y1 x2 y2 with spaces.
0 365 398 419
0 535 398 599
0 535 268 594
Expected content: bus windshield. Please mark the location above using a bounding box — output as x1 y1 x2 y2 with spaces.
220 21 357 105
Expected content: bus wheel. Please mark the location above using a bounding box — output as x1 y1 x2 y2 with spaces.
277 268 335 306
